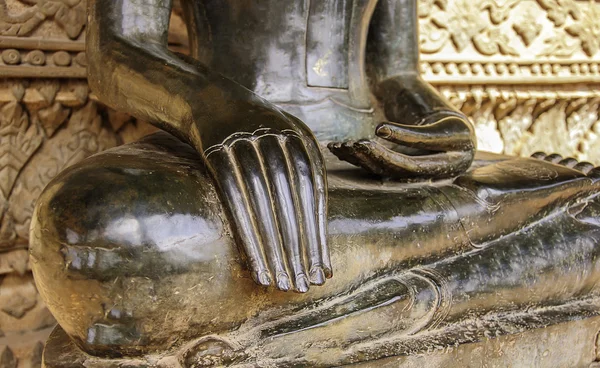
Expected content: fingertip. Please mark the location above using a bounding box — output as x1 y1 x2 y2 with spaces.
309 267 326 286
530 151 547 160
327 141 341 150
255 271 272 287
276 273 291 292
544 153 563 164
375 123 392 139
294 274 310 293
323 266 333 279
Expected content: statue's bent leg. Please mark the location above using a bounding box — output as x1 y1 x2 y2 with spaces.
30 132 238 356
31 133 600 366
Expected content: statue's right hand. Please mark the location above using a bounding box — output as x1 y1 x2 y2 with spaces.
203 119 331 293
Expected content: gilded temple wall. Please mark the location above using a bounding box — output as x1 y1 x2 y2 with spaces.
1 0 599 366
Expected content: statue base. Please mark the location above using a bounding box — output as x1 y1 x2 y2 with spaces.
43 296 600 367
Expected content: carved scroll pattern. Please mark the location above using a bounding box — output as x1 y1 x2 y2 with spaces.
420 0 597 59
439 85 600 162
0 80 155 252
419 0 600 84
0 0 86 39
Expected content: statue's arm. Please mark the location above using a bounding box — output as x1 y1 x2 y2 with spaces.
329 0 476 179
86 0 331 292
87 0 293 148
87 0 200 144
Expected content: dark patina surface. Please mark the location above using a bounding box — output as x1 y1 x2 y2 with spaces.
32 132 600 366
28 0 600 366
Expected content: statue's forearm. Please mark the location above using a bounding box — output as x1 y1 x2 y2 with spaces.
366 0 466 125
368 0 419 82
86 0 291 151
86 0 202 146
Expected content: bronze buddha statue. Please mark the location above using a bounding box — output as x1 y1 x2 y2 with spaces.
28 0 600 366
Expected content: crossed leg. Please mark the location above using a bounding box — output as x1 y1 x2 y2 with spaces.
31 132 600 364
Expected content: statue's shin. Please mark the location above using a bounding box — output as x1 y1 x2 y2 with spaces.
30 134 600 356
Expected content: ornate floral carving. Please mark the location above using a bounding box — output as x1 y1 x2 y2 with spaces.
512 10 542 46
0 80 155 252
565 2 600 57
0 0 86 39
439 85 600 163
420 0 600 60
420 0 600 165
537 0 581 27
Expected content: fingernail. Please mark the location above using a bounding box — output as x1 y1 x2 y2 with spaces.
295 274 309 293
355 140 372 153
276 273 291 291
323 266 333 279
256 271 271 286
309 267 326 285
376 125 392 138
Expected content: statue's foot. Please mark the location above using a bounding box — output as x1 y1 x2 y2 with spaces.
530 151 598 175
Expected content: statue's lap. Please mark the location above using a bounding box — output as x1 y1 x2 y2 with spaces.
30 132 600 359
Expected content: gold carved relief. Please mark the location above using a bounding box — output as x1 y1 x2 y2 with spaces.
420 0 600 160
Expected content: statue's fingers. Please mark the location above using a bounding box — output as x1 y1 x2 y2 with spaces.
280 112 331 277
335 139 472 179
257 135 308 292
302 137 332 279
329 140 388 175
233 140 292 291
376 117 474 152
207 148 272 287
328 141 364 168
285 136 327 287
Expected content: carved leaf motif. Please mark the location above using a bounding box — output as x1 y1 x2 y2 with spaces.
566 98 600 154
53 0 85 39
480 0 520 25
0 101 43 202
522 101 579 158
471 99 504 153
419 0 448 18
498 99 537 156
536 0 581 26
0 0 85 39
472 33 498 55
473 29 519 56
538 32 578 58
0 273 37 319
565 6 600 58
431 0 488 52
513 15 542 46
39 1 63 16
37 102 69 137
419 20 450 54
7 100 119 245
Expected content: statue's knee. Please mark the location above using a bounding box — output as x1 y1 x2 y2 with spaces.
30 133 233 356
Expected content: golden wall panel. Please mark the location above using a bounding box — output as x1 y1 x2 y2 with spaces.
420 0 600 159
